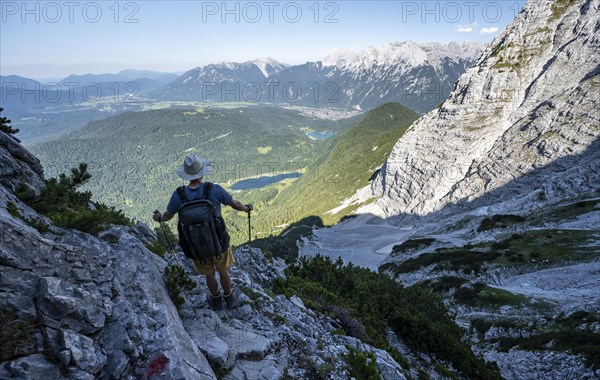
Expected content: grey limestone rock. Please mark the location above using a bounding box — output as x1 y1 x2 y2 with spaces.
372 0 600 219
0 354 63 380
0 131 44 193
0 156 217 380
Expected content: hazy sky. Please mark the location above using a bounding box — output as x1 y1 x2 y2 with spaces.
1 1 527 80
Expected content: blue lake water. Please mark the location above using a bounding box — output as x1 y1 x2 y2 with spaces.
230 172 302 191
307 131 334 140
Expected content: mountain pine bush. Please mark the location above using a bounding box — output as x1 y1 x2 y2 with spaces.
17 163 131 234
273 254 501 379
146 225 177 258
164 264 196 309
0 309 37 361
0 108 19 135
344 346 381 380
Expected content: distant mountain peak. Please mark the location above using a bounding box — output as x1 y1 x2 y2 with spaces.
322 48 359 67
251 56 282 66
323 41 484 71
59 70 178 85
190 57 285 79
249 57 285 78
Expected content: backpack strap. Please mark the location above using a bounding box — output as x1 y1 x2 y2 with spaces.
178 183 212 203
203 182 213 199
176 185 187 202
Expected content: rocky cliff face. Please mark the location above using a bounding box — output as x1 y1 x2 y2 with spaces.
371 0 599 219
0 133 44 193
0 135 217 379
0 131 406 379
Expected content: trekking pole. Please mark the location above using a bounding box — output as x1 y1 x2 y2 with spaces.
247 207 253 288
154 210 181 266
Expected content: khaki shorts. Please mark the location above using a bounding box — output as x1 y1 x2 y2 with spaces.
193 247 235 276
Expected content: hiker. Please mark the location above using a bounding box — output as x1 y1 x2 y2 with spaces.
152 154 252 310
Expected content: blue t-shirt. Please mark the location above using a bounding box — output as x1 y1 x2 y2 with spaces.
167 183 233 216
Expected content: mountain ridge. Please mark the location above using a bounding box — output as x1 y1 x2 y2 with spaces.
59 69 179 85
323 41 483 73
151 41 484 113
2 40 483 144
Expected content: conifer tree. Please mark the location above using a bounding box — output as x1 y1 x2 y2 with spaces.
0 108 19 135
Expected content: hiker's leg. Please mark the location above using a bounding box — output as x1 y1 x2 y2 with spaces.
205 272 220 296
215 248 235 295
217 268 232 295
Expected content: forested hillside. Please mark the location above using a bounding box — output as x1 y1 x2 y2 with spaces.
251 103 419 258
30 105 361 245
30 103 417 249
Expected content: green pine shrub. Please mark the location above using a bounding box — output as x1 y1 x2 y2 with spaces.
418 369 432 380
146 225 176 257
7 200 51 233
145 240 168 258
0 108 19 135
325 304 368 341
418 276 468 293
550 0 577 21
385 249 500 276
25 217 51 233
6 201 20 218
344 346 381 380
164 264 196 309
272 254 501 379
16 163 131 234
392 238 436 254
499 330 600 369
478 214 525 232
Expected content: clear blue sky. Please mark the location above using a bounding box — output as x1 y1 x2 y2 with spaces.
1 1 527 80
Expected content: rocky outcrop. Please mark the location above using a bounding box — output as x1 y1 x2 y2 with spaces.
0 131 44 192
0 213 405 379
0 213 217 379
371 0 600 219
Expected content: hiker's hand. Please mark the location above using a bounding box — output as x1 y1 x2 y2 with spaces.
245 204 253 213
153 210 162 222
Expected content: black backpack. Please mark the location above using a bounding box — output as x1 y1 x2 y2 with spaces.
176 183 230 264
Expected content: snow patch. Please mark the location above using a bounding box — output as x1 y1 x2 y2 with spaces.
323 41 484 75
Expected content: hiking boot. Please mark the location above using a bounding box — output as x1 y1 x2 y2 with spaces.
207 292 222 310
224 288 238 309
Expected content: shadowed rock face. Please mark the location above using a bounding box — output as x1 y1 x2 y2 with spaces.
372 0 600 219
